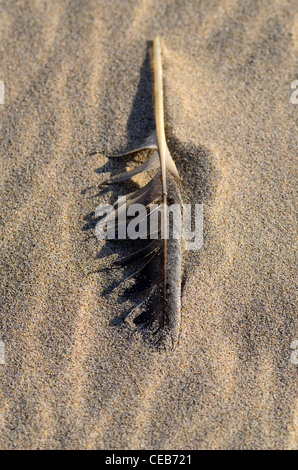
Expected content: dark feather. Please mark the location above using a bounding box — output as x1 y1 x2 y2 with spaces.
95 37 183 346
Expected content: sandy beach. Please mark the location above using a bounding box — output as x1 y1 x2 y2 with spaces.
0 0 297 449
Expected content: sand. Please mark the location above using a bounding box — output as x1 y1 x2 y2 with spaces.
0 0 297 449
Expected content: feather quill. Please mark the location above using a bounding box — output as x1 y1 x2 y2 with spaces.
99 37 182 346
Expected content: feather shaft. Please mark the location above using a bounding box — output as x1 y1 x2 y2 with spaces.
152 36 168 317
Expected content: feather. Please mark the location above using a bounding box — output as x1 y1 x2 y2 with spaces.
98 37 183 346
